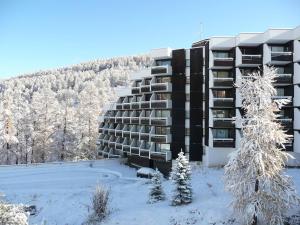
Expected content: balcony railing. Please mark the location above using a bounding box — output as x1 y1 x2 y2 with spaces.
151 82 172 92
151 65 172 75
140 85 151 93
213 77 234 87
131 87 140 94
275 74 292 84
151 117 171 126
213 138 235 147
213 118 235 128
213 57 234 67
213 98 234 107
151 100 172 109
271 52 293 62
241 54 262 65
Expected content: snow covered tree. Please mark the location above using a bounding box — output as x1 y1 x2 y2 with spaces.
148 168 165 203
170 151 192 206
0 91 19 164
0 203 29 225
224 66 300 225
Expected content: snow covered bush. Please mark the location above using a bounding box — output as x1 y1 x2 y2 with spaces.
86 184 110 224
0 203 29 225
170 151 192 206
148 168 165 203
224 66 300 225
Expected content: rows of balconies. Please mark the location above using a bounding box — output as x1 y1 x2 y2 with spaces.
97 137 172 161
132 81 172 95
99 124 172 143
102 115 172 126
116 99 172 110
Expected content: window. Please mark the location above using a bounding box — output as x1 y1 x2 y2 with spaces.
213 90 227 98
156 77 171 83
213 51 230 58
145 110 151 117
155 126 170 135
213 129 231 138
155 143 170 152
155 110 171 117
213 109 234 118
240 68 260 76
143 125 151 133
213 71 231 78
155 59 171 66
156 93 171 100
271 46 289 52
145 79 151 85
144 94 151 101
276 88 285 96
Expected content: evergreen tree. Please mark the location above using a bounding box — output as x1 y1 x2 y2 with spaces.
170 151 192 206
148 168 165 203
224 66 300 225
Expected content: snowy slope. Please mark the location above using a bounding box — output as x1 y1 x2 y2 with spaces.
0 159 299 225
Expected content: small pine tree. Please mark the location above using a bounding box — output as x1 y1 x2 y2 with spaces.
148 168 165 203
170 151 192 206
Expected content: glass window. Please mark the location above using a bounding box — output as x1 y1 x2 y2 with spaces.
155 59 171 66
145 110 151 117
155 110 170 117
145 94 151 101
276 88 285 96
155 126 170 135
144 125 151 133
271 46 285 52
145 79 151 85
213 129 230 138
213 71 231 78
156 93 171 100
156 143 170 152
213 51 230 58
213 109 234 118
213 90 228 98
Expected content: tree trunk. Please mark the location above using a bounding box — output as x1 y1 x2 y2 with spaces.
252 179 259 225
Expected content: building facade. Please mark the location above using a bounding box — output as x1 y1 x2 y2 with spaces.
97 26 300 173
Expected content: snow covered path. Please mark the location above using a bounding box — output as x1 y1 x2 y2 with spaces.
0 159 299 225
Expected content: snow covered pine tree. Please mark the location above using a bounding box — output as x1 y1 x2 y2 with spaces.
148 168 165 203
224 66 300 225
170 150 192 206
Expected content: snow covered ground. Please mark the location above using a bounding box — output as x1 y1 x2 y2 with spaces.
0 159 299 225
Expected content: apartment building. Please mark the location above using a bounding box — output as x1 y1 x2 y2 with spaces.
97 26 300 173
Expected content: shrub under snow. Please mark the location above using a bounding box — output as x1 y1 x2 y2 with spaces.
0 203 29 225
148 168 165 203
86 184 110 224
170 151 192 206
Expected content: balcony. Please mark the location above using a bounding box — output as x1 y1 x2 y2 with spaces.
122 130 131 138
213 57 234 68
130 147 140 155
151 100 172 109
151 82 172 92
140 117 150 125
213 98 235 108
275 74 292 85
140 133 150 141
271 96 293 107
132 87 140 94
140 85 151 93
151 117 171 126
123 103 131 110
213 77 234 87
241 54 262 65
213 138 235 147
116 104 122 110
150 134 171 143
276 118 293 128
271 51 293 63
141 101 150 109
122 117 130 124
150 151 172 161
130 117 139 124
213 118 235 128
151 65 172 76
131 131 139 139
131 102 140 109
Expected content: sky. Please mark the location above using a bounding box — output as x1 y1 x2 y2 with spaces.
0 0 300 78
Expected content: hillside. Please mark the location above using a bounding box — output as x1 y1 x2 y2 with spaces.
0 55 152 165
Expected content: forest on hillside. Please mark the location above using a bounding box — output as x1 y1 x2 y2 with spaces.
0 55 152 164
